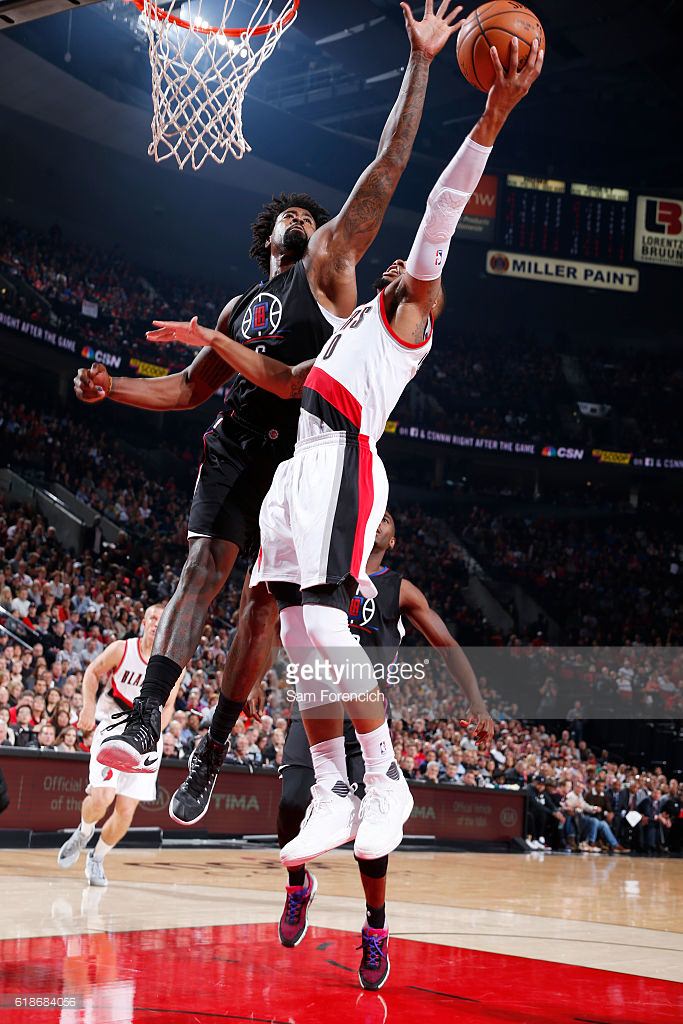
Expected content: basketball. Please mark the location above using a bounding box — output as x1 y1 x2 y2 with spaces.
456 2 546 92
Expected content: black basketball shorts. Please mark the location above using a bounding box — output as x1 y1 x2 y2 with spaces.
187 427 280 559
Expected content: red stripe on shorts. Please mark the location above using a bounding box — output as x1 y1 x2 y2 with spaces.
305 367 362 429
351 435 374 579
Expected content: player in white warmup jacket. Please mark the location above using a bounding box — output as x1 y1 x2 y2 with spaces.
57 605 183 885
149 38 543 869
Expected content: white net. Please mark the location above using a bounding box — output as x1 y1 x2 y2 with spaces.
136 0 299 170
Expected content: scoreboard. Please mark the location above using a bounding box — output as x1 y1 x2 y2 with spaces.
500 175 631 265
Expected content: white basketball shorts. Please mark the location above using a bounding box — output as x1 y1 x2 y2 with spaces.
251 431 388 599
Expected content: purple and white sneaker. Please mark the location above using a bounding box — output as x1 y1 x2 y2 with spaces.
358 924 390 990
278 870 318 948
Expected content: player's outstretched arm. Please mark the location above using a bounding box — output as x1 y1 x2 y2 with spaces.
147 317 314 400
399 579 494 745
306 2 465 300
387 37 544 341
73 348 233 411
72 297 241 410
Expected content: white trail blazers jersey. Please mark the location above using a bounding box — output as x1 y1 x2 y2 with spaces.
95 638 149 723
299 290 433 444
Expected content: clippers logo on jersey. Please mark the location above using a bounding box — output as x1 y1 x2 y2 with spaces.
348 593 378 633
241 292 283 339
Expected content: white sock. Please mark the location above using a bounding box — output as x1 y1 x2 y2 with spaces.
357 722 395 777
94 838 114 861
310 736 349 792
79 819 95 840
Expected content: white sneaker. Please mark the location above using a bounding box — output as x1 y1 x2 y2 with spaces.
354 766 414 861
85 851 108 887
57 828 91 869
280 781 361 868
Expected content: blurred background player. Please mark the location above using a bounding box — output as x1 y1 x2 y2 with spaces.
57 605 183 885
276 509 492 990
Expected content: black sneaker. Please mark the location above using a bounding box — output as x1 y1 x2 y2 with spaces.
96 698 162 774
169 734 228 825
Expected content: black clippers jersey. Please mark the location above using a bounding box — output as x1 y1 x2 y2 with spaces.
349 566 404 666
219 260 336 455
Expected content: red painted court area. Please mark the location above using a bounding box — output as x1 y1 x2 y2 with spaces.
2 924 681 1024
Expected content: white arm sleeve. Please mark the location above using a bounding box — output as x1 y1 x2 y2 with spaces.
406 134 493 281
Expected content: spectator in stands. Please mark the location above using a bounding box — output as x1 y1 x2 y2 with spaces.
56 635 83 674
30 694 47 729
162 733 181 759
10 585 30 619
566 700 585 741
226 735 252 766
564 780 625 853
0 719 13 746
637 786 671 855
56 726 78 752
524 775 560 850
38 722 56 749
12 705 37 748
662 779 682 854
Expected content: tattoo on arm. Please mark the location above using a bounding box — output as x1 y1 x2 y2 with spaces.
337 53 431 253
378 52 431 167
341 166 396 244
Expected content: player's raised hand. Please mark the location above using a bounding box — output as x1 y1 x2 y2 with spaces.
400 1 465 62
460 703 495 747
73 362 111 403
147 316 214 349
245 681 266 723
488 36 544 113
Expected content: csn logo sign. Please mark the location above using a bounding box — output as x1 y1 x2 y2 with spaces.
634 196 683 268
541 446 584 461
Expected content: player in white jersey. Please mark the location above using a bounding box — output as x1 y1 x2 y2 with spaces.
148 39 543 867
57 605 183 885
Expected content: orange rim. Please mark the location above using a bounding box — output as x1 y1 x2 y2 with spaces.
126 0 299 37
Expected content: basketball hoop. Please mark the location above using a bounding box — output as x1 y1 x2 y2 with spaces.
127 0 300 170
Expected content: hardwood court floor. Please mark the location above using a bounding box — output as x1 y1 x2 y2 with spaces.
0 848 681 1023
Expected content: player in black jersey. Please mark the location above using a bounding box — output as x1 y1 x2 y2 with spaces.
274 511 492 990
73 5 467 787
